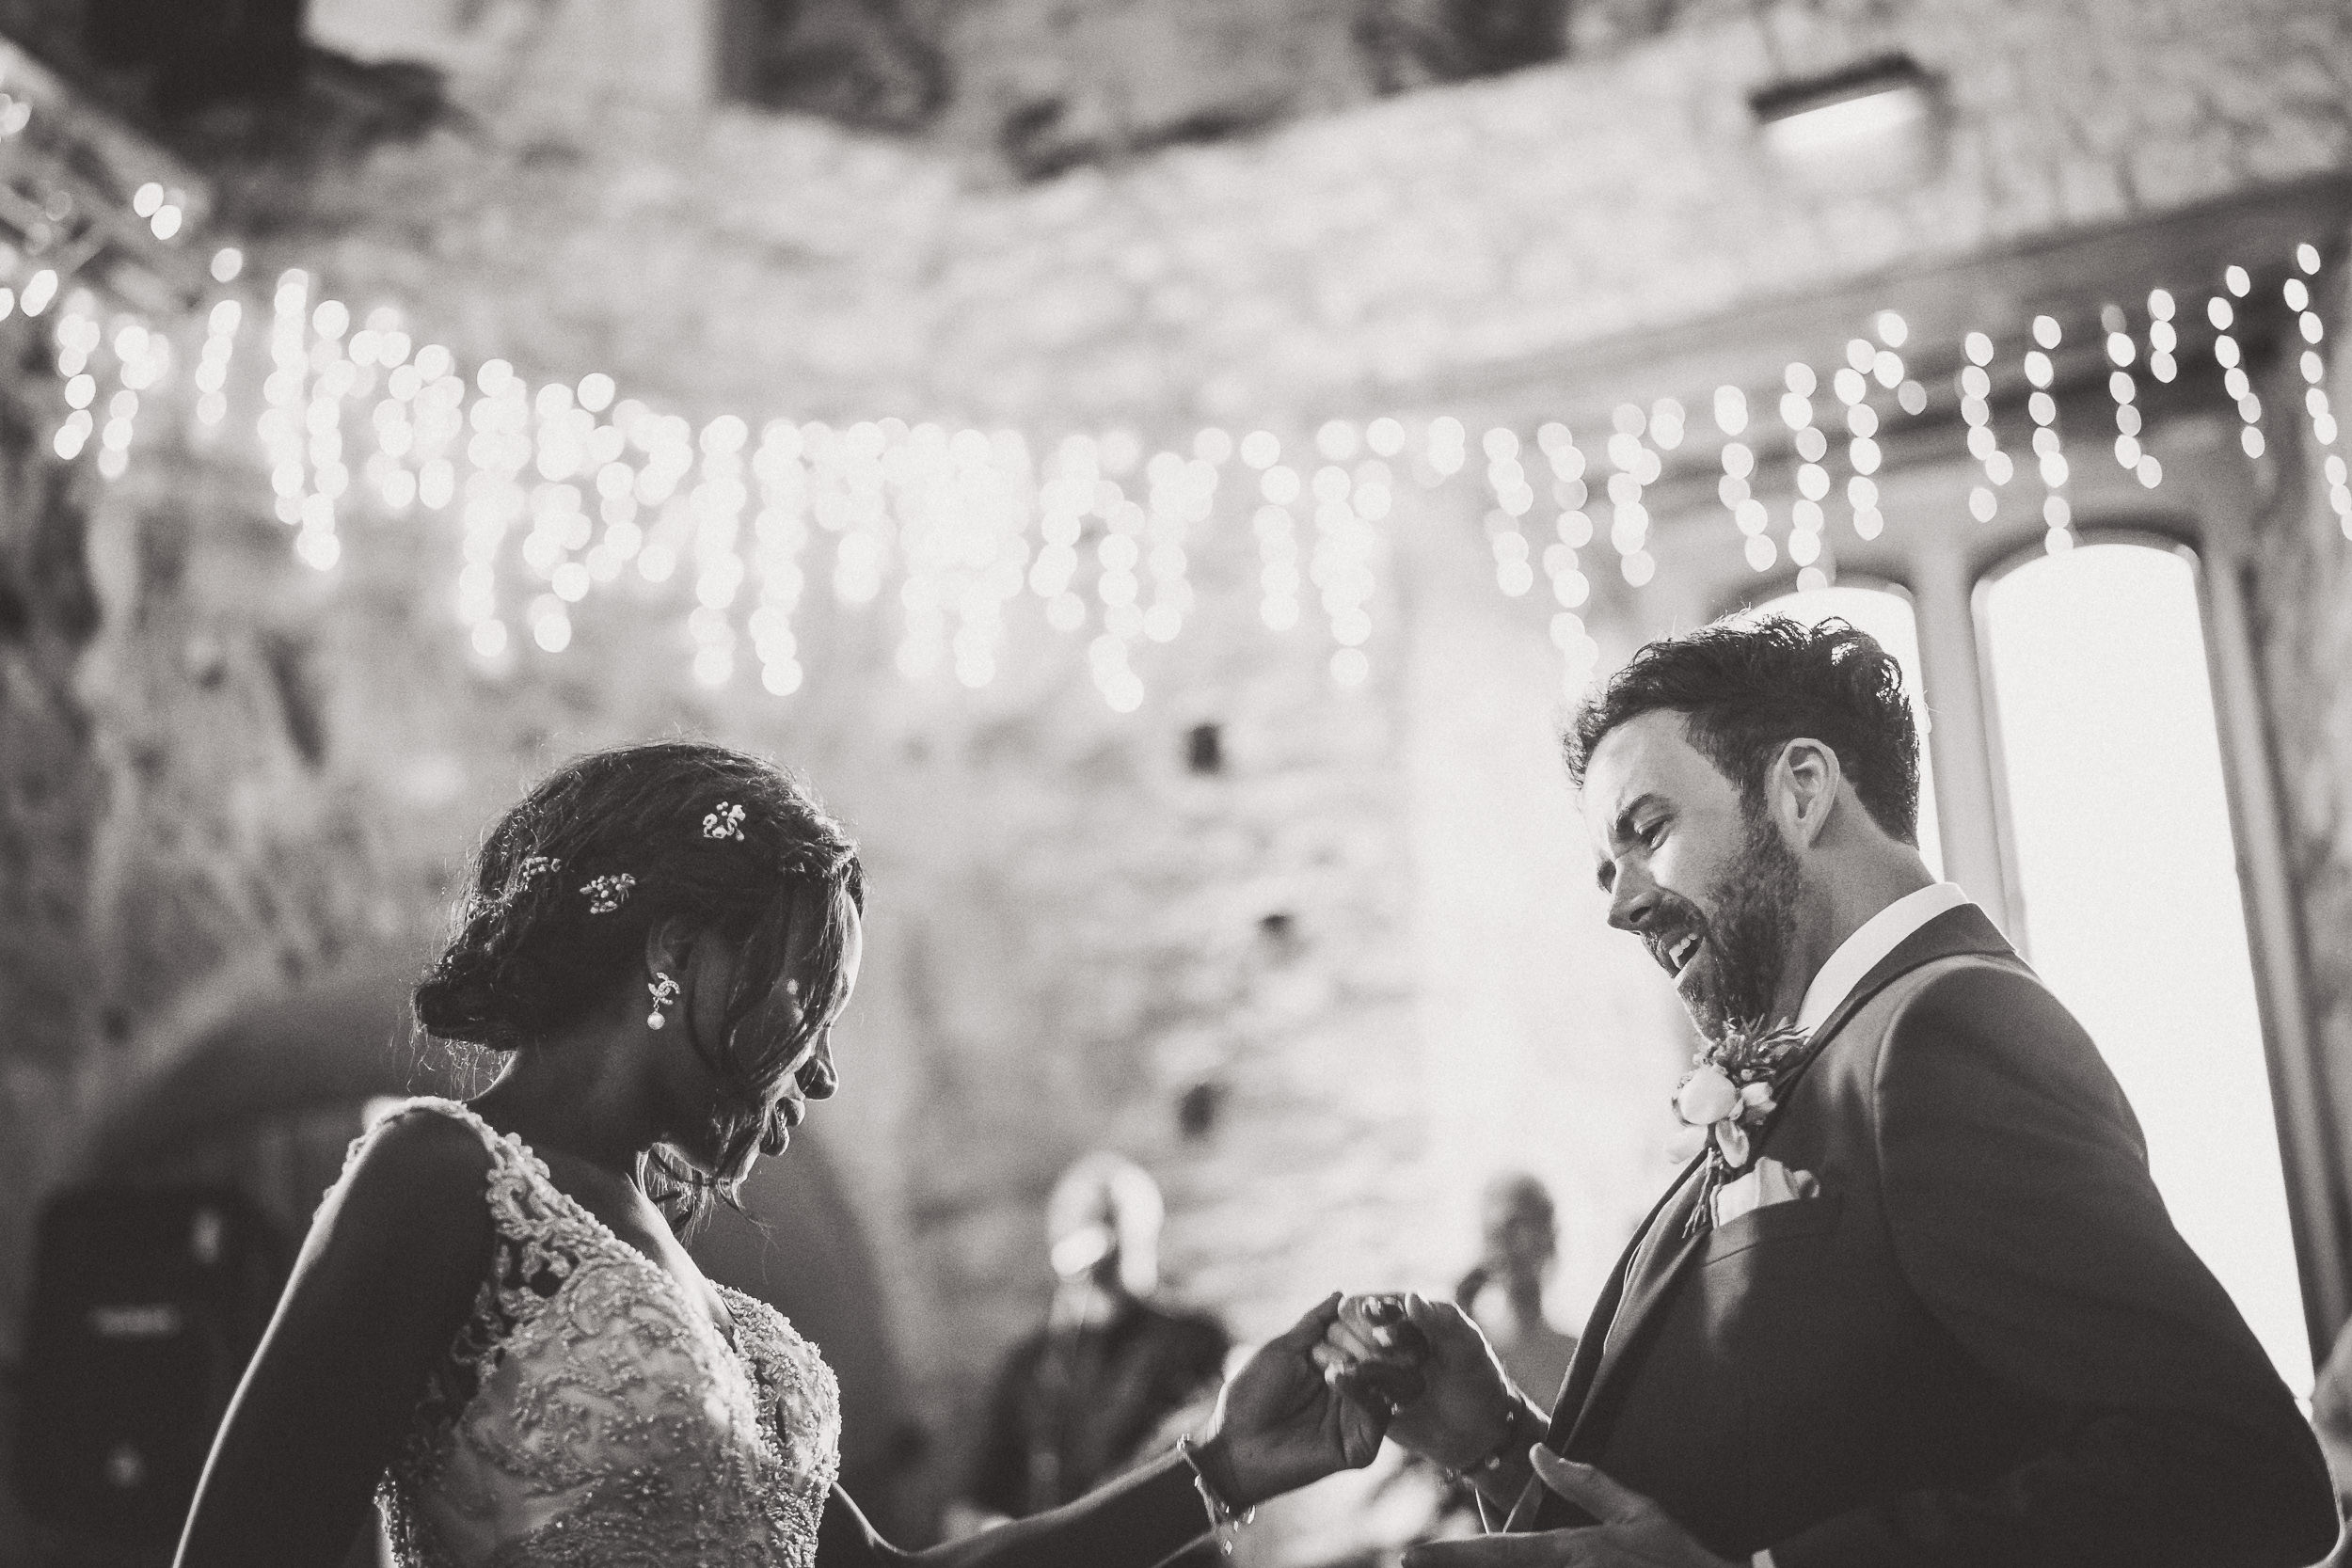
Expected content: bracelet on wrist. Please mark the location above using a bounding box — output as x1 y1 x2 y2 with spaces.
1439 1400 1533 1487
1176 1433 1256 1556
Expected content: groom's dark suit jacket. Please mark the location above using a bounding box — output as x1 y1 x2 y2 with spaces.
1516 904 2338 1566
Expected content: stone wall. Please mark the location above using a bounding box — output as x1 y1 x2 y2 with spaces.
316 0 1584 173
249 0 2351 432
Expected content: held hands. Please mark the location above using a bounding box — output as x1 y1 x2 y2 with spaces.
1321 1293 1520 1471
1402 1449 1737 1568
1200 1293 1419 1508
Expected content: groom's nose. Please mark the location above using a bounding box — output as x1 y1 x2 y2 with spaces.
1608 865 1661 933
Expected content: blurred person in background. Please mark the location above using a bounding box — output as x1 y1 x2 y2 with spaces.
1375 1173 1583 1546
1369 1172 1585 1546
1454 1174 1578 1411
952 1153 1231 1543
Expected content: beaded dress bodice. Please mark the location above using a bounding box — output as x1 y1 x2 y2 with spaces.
366 1099 840 1568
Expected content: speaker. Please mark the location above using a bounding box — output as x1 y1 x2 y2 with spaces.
13 1185 287 1545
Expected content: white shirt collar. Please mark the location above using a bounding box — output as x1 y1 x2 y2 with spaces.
1793 881 1973 1037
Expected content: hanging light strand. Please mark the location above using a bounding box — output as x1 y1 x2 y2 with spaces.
50 291 101 461
192 295 239 436
1597 406 1659 588
1313 419 1378 688
1780 363 1834 587
2021 314 2074 553
32 204 2352 705
1958 331 2014 532
2101 302 2161 491
2285 247 2349 539
1709 385 1772 572
749 419 810 694
2213 268 2265 463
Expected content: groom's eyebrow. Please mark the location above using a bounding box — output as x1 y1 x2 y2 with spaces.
1610 794 1663 847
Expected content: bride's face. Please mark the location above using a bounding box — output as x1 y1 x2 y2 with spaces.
668 896 864 1180
757 900 862 1152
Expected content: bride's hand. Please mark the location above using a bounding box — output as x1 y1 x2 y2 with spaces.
1196 1294 1421 1508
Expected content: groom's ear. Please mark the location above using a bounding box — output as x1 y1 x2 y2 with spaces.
1772 738 1843 848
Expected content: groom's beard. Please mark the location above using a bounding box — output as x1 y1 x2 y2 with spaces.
1679 811 1803 1043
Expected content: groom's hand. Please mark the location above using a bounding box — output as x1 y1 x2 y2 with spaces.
1402 1449 1738 1568
1359 1294 1523 1470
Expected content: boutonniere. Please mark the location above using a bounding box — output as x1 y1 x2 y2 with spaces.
1674 1020 1809 1236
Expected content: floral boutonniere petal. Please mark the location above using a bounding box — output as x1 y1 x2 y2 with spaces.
1674 1019 1809 1236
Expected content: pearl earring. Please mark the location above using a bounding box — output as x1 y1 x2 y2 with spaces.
646 972 681 1030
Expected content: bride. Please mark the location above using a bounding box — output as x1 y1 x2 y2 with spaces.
175 740 1401 1567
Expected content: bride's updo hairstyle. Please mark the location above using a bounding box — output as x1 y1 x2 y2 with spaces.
414 740 863 1217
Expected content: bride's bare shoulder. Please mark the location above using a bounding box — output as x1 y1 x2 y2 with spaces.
313 1105 500 1274
351 1103 498 1187
227 1104 502 1398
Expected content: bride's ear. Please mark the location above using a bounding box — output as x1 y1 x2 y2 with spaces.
643 916 694 983
649 920 754 1047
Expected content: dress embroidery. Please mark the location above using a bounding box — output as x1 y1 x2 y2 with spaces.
349 1099 840 1568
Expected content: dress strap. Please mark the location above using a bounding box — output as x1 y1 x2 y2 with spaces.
345 1096 542 1203
364 1096 603 1257
358 1099 613 1430
372 1095 526 1164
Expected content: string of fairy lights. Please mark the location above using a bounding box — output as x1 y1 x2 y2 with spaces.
3 103 2345 712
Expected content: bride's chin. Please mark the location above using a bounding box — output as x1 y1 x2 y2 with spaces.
689 1139 758 1187
665 1135 743 1185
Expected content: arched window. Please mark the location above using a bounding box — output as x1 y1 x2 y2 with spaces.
1979 539 2310 1392
1754 581 1944 879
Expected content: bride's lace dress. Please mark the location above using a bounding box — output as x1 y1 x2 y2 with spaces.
360 1099 841 1568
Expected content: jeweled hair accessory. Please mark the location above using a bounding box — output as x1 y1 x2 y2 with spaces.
580 873 636 915
467 854 564 921
702 801 746 842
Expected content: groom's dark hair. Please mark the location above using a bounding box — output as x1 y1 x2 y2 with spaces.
1563 614 1922 845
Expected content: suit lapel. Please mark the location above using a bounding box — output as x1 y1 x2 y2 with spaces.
1760 904 2016 1127
1545 1154 1705 1443
1538 904 2017 1485
1500 1154 1703 1531
1549 1171 1708 1470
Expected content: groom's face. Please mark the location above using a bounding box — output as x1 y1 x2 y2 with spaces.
1584 710 1804 1040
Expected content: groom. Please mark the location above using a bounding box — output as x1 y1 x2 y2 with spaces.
1349 616 2336 1566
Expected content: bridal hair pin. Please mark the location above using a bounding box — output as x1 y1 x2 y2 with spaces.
702 801 746 842
514 855 562 886
580 873 636 915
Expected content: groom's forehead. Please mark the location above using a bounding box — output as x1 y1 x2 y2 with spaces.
1587 712 1701 801
1585 715 1739 838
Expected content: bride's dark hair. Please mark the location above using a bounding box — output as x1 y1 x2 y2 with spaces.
413 739 864 1224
